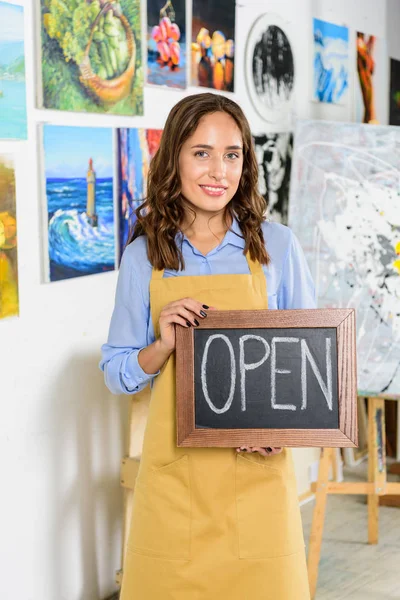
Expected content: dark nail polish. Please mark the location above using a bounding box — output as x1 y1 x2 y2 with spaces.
186 321 191 327
202 304 209 309
200 310 207 317
194 319 199 326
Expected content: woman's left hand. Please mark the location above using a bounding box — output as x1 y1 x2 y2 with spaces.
236 446 283 457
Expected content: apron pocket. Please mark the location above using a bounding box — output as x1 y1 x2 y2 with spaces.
127 454 191 560
236 452 304 559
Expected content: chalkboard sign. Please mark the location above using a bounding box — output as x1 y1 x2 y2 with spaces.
176 309 357 448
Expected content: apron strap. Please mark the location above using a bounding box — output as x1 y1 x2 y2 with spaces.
151 267 165 281
151 252 263 280
245 252 264 276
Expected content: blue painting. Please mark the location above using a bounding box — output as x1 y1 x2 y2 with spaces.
117 127 162 260
147 0 186 89
43 125 115 282
313 18 349 105
0 2 27 140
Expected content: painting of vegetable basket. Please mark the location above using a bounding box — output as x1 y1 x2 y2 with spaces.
40 0 143 115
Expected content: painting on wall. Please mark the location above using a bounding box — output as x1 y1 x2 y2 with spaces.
147 0 186 88
40 0 143 116
313 18 349 105
43 125 115 282
0 1 27 140
253 131 293 224
0 155 18 319
118 128 162 260
355 33 387 124
289 120 400 395
191 0 235 92
389 58 400 126
245 15 295 125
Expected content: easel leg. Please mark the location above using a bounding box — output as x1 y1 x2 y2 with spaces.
367 397 386 544
307 447 333 600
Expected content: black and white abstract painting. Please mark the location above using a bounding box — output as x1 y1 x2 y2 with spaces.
253 131 293 225
245 14 295 125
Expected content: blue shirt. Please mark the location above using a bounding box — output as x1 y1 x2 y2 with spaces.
99 218 316 395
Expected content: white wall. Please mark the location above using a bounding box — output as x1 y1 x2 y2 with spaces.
0 0 390 599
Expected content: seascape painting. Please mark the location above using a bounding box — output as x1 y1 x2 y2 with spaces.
191 0 235 92
118 128 162 260
289 120 400 395
43 125 115 282
147 0 186 88
313 18 349 105
389 58 400 127
0 1 27 140
245 15 295 125
253 131 293 225
0 155 18 319
40 0 143 115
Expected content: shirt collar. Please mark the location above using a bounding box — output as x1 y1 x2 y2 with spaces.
175 214 246 252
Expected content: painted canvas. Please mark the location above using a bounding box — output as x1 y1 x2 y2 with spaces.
118 128 162 260
313 19 349 105
191 0 235 92
40 0 143 115
0 2 27 140
355 33 387 124
43 125 115 282
289 120 400 395
0 154 18 319
147 0 186 88
253 131 293 224
245 15 295 125
389 58 400 126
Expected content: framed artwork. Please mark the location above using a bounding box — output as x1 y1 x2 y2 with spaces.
245 14 295 124
40 0 143 115
313 18 349 105
0 154 18 319
253 131 293 224
389 58 400 126
191 0 235 92
147 0 186 88
42 125 116 282
0 1 27 140
117 128 162 260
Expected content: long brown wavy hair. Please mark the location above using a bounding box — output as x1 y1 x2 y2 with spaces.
128 92 270 270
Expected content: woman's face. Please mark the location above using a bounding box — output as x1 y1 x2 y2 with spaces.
178 111 244 218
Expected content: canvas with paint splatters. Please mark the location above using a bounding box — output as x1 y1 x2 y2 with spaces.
0 154 18 319
289 120 400 395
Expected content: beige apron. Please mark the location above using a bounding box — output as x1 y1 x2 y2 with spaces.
120 252 310 600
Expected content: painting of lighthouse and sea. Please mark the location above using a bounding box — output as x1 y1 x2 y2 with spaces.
0 1 27 140
43 125 115 282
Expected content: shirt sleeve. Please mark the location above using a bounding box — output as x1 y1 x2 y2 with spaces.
277 230 316 310
99 241 159 395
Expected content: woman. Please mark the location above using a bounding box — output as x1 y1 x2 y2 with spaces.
100 92 314 599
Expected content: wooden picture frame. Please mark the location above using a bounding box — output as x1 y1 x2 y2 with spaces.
175 308 357 448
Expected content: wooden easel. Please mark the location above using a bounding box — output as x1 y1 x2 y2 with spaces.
307 394 400 599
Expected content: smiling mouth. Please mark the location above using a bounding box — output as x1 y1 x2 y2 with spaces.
199 184 228 195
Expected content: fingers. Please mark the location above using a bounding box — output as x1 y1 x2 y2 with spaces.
236 446 283 456
161 298 216 328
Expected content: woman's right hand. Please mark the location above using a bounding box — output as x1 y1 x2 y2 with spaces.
158 297 214 352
